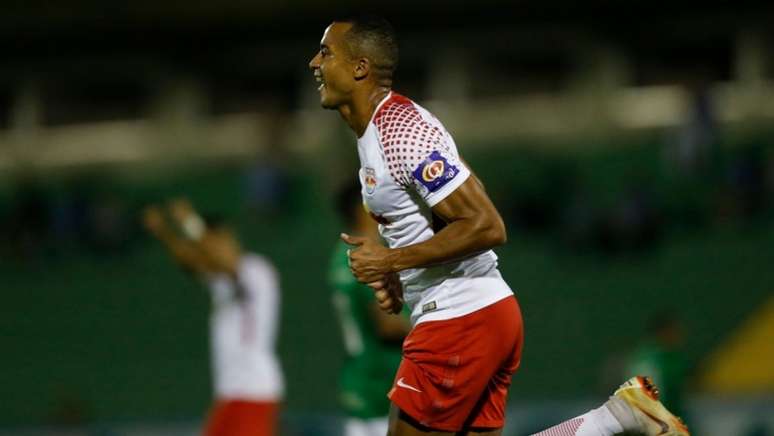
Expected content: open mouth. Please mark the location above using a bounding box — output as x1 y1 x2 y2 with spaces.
314 71 325 91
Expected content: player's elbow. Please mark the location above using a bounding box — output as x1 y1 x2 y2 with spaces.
479 215 507 248
491 218 508 246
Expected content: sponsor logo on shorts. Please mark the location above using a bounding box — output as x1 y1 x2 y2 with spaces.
412 151 460 193
396 377 422 393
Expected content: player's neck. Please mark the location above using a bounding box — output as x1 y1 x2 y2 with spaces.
338 86 391 137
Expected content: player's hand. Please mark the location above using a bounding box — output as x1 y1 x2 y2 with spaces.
341 233 398 284
168 198 196 224
368 273 404 314
142 205 165 235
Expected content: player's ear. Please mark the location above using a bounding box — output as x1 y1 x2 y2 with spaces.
354 57 370 80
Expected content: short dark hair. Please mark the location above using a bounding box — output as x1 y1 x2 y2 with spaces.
337 14 399 79
334 181 363 230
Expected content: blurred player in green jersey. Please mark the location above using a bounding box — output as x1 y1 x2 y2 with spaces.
626 312 689 420
329 182 411 436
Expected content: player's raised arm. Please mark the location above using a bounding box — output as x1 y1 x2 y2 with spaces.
142 203 213 275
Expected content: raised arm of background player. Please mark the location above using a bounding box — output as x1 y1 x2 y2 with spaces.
142 199 241 278
142 203 215 276
165 199 241 278
343 173 505 286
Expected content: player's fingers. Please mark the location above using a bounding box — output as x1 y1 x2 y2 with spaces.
378 297 394 312
374 289 390 302
348 263 362 282
348 263 373 284
387 295 403 314
340 233 366 246
385 276 403 296
367 280 385 290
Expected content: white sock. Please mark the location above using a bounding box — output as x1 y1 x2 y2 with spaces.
530 404 625 436
604 396 640 433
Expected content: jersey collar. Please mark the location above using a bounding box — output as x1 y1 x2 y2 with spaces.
359 91 393 139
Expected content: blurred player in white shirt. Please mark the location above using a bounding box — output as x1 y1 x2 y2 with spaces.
308 15 689 436
143 199 283 436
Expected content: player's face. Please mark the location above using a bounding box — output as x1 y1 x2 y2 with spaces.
309 22 357 109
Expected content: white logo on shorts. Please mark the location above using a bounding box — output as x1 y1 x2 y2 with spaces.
396 377 422 393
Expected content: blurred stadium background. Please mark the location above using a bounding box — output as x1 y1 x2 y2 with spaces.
1 1 773 435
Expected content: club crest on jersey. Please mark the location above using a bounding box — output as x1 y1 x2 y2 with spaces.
412 151 459 193
364 167 377 195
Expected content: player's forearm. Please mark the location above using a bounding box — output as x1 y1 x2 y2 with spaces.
391 214 506 272
153 227 209 272
153 227 188 255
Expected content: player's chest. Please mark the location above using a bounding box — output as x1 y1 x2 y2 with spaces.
357 140 408 219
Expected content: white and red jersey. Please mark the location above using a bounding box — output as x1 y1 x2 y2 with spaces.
207 253 284 401
357 92 513 326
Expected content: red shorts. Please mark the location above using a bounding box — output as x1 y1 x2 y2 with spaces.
203 399 280 436
388 296 524 432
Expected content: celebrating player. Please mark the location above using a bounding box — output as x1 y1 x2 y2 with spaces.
309 15 689 436
143 199 284 436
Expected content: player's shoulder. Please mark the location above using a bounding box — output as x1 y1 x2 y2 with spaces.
240 253 278 279
373 92 433 135
372 92 448 153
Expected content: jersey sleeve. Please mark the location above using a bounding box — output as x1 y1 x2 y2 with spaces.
238 255 279 301
375 101 470 207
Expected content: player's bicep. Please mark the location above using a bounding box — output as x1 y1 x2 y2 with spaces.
459 157 485 190
430 176 500 224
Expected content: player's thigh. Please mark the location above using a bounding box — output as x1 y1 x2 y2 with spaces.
463 297 524 431
388 403 454 436
387 403 504 436
466 430 502 436
390 298 522 433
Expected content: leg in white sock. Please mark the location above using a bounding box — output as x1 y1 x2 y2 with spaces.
530 404 625 436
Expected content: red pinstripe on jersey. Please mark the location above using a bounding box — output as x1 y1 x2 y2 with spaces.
532 417 585 435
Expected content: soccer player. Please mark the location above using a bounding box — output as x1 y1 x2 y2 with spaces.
143 199 284 436
626 312 689 421
308 15 689 436
330 182 412 436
